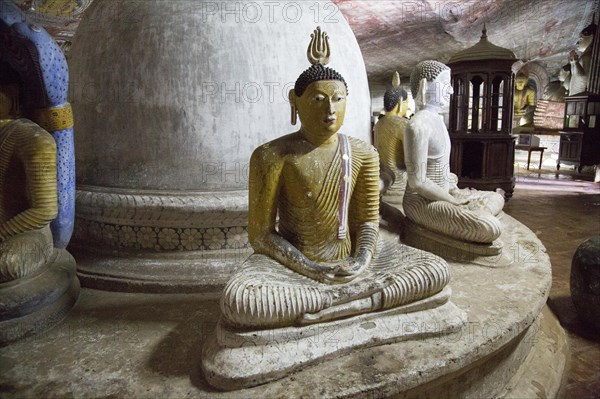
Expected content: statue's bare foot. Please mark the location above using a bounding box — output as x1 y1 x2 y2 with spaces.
327 274 394 306
297 295 379 325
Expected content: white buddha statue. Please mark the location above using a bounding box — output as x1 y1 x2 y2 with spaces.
568 20 596 95
402 60 505 245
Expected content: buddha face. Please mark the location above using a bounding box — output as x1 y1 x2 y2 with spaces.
425 69 453 107
577 32 593 52
515 75 527 90
294 80 347 138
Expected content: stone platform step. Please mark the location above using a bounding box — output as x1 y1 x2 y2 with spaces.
502 306 569 399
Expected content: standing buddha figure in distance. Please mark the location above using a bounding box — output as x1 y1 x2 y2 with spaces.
568 18 596 95
375 71 410 206
402 60 505 245
219 28 450 328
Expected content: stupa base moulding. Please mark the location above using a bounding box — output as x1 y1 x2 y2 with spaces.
71 187 251 293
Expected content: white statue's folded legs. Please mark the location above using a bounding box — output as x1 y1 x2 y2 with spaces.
404 192 503 243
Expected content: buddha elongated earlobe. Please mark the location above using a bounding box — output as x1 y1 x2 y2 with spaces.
289 90 298 125
419 78 428 106
291 104 298 125
401 99 409 116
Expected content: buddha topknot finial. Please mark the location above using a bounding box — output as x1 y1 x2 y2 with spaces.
307 26 331 66
392 71 401 88
294 26 347 97
384 71 407 112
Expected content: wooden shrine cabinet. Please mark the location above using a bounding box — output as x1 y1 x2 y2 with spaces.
557 93 600 172
449 135 515 193
447 27 517 199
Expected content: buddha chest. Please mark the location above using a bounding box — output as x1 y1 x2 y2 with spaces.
280 147 340 208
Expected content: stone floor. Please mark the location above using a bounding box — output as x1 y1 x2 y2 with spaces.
505 155 600 399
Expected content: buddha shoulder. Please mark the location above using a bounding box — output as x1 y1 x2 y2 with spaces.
407 111 439 134
347 135 378 160
383 115 408 128
1 119 56 155
249 133 300 167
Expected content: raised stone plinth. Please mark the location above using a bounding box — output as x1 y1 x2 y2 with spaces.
0 249 80 345
0 215 567 397
203 287 466 390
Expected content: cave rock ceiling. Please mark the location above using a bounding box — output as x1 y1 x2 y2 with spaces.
11 0 599 87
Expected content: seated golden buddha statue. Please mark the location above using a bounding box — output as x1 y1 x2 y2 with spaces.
0 85 57 283
375 71 410 207
219 29 450 329
513 72 536 127
0 63 78 345
402 61 504 247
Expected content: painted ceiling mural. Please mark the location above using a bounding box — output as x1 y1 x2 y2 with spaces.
11 0 599 85
332 0 598 85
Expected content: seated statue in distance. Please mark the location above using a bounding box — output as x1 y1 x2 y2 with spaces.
402 61 505 245
513 71 536 127
375 71 410 206
220 28 450 329
0 83 57 282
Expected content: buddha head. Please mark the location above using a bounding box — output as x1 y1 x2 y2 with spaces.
384 71 408 117
289 27 348 140
558 64 571 91
515 72 528 91
410 60 452 108
577 19 597 52
558 64 570 81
